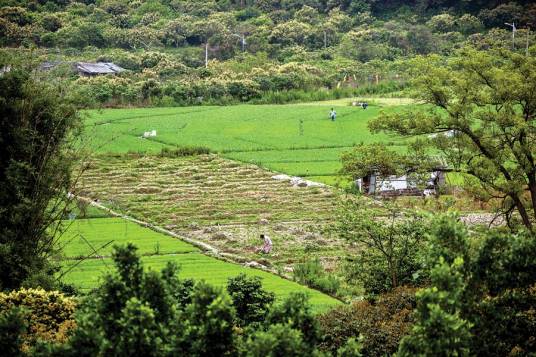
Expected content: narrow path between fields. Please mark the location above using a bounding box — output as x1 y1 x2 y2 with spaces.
74 194 289 276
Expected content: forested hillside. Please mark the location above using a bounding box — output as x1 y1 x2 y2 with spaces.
1 0 535 106
2 2 536 356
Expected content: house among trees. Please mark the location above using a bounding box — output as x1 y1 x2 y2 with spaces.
39 61 125 76
356 170 446 197
0 65 11 75
40 61 62 71
73 62 124 76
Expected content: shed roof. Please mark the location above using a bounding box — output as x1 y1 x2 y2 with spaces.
75 62 124 74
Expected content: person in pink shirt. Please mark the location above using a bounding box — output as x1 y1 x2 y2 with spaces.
258 234 272 254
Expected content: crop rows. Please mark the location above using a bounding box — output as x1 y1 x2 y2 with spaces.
83 104 403 183
77 154 355 270
59 218 340 312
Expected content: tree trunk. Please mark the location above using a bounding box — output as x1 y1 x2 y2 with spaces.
388 259 398 288
528 174 536 223
511 194 533 231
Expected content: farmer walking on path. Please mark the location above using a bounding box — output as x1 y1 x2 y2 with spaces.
329 108 336 121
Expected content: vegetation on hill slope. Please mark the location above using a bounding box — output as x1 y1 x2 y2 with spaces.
2 0 535 106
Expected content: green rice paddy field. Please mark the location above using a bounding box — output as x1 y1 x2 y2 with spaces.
84 102 406 184
59 217 340 312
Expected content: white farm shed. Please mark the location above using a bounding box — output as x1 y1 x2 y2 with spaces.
355 171 446 197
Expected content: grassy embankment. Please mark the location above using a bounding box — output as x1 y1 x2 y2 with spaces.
59 217 341 312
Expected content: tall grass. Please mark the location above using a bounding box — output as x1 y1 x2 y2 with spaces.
159 146 211 157
294 258 341 296
251 81 407 104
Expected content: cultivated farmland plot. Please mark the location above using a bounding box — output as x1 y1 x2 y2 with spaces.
83 103 405 184
77 155 355 272
59 218 340 312
73 101 410 299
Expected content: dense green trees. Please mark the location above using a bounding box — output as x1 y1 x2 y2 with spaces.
327 210 536 355
227 274 275 327
0 66 80 290
370 48 536 230
334 199 429 296
1 0 535 107
1 244 328 356
399 215 536 356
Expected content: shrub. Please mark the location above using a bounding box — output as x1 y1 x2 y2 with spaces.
0 289 76 350
227 274 275 327
227 80 261 101
178 282 236 356
398 258 471 357
158 146 211 157
0 307 28 356
318 286 417 356
266 292 320 348
400 215 536 356
334 199 430 297
244 323 309 356
427 14 456 33
293 258 340 296
337 337 363 357
467 230 536 356
37 244 236 356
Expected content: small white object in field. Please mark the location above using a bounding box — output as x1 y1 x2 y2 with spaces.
272 174 325 188
272 174 292 181
142 130 157 138
303 180 324 187
292 177 325 188
244 261 267 269
212 232 228 240
272 174 326 187
290 177 302 186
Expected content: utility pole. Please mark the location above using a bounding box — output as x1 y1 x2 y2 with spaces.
232 33 246 52
527 24 532 56
505 22 517 50
205 42 208 68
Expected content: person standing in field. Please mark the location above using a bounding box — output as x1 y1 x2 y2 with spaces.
258 234 272 254
329 108 336 121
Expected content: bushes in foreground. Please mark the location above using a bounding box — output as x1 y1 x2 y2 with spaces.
319 286 417 356
0 289 76 351
396 216 536 356
3 244 329 356
1 216 535 356
332 212 536 356
293 258 341 296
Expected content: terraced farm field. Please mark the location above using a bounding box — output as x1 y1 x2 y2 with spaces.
78 154 355 272
83 102 405 184
59 218 340 312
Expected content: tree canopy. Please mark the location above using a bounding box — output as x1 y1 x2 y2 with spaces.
0 66 80 290
368 48 536 230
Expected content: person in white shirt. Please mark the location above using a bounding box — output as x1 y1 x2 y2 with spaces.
329 108 336 121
